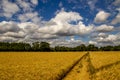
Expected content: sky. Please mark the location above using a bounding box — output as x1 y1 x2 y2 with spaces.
0 0 120 47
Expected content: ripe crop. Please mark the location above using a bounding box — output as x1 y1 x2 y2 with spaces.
0 52 85 80
0 52 120 80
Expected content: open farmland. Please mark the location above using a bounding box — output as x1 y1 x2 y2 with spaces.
0 52 85 80
90 51 120 69
0 52 120 80
90 52 120 80
63 51 120 80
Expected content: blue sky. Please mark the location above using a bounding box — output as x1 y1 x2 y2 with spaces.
0 0 120 47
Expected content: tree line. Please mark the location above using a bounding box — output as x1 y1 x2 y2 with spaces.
0 42 120 51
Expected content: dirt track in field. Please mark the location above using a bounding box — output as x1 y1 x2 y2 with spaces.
61 52 120 80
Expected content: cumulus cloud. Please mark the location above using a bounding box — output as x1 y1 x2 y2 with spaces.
0 0 39 21
38 10 93 36
94 11 110 23
18 12 41 24
111 13 120 24
16 0 32 12
90 33 120 46
31 0 38 5
3 31 25 38
105 35 118 41
0 21 57 42
18 22 56 40
95 24 114 32
96 34 118 44
0 10 93 46
113 0 120 6
0 21 40 42
0 36 18 42
53 10 83 23
98 33 108 38
0 0 19 18
18 22 39 33
0 21 20 33
0 0 119 47
89 41 97 45
15 0 41 24
0 21 26 42
50 39 84 47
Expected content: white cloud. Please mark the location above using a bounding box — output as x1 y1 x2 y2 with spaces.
31 0 38 5
89 41 97 45
16 0 32 12
50 39 84 47
96 24 114 32
0 0 39 20
0 21 20 33
94 11 110 23
38 10 93 36
113 0 120 6
106 35 118 41
53 10 83 23
18 12 41 24
0 0 119 47
116 8 120 12
0 0 19 18
30 33 58 39
111 13 120 24
18 22 39 33
0 10 93 47
18 22 58 40
75 22 93 35
90 33 120 46
0 36 18 42
3 31 25 38
0 21 26 42
96 34 118 43
98 33 108 38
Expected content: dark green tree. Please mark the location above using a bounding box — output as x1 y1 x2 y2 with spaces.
87 44 98 51
40 42 50 51
32 42 40 51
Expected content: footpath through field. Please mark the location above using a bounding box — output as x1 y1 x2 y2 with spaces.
62 52 94 80
61 52 120 80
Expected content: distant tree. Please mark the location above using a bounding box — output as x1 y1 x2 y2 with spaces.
55 46 61 51
24 43 32 51
54 46 70 51
113 45 120 51
87 44 98 51
32 42 40 51
40 42 50 51
100 46 114 51
0 42 120 51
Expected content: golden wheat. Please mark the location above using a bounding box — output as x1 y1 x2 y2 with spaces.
90 51 120 80
0 52 85 80
63 52 120 80
90 51 120 69
0 52 120 80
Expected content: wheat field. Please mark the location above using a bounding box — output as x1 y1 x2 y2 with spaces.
0 52 85 80
0 52 120 80
90 52 120 80
62 51 120 80
90 51 120 68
